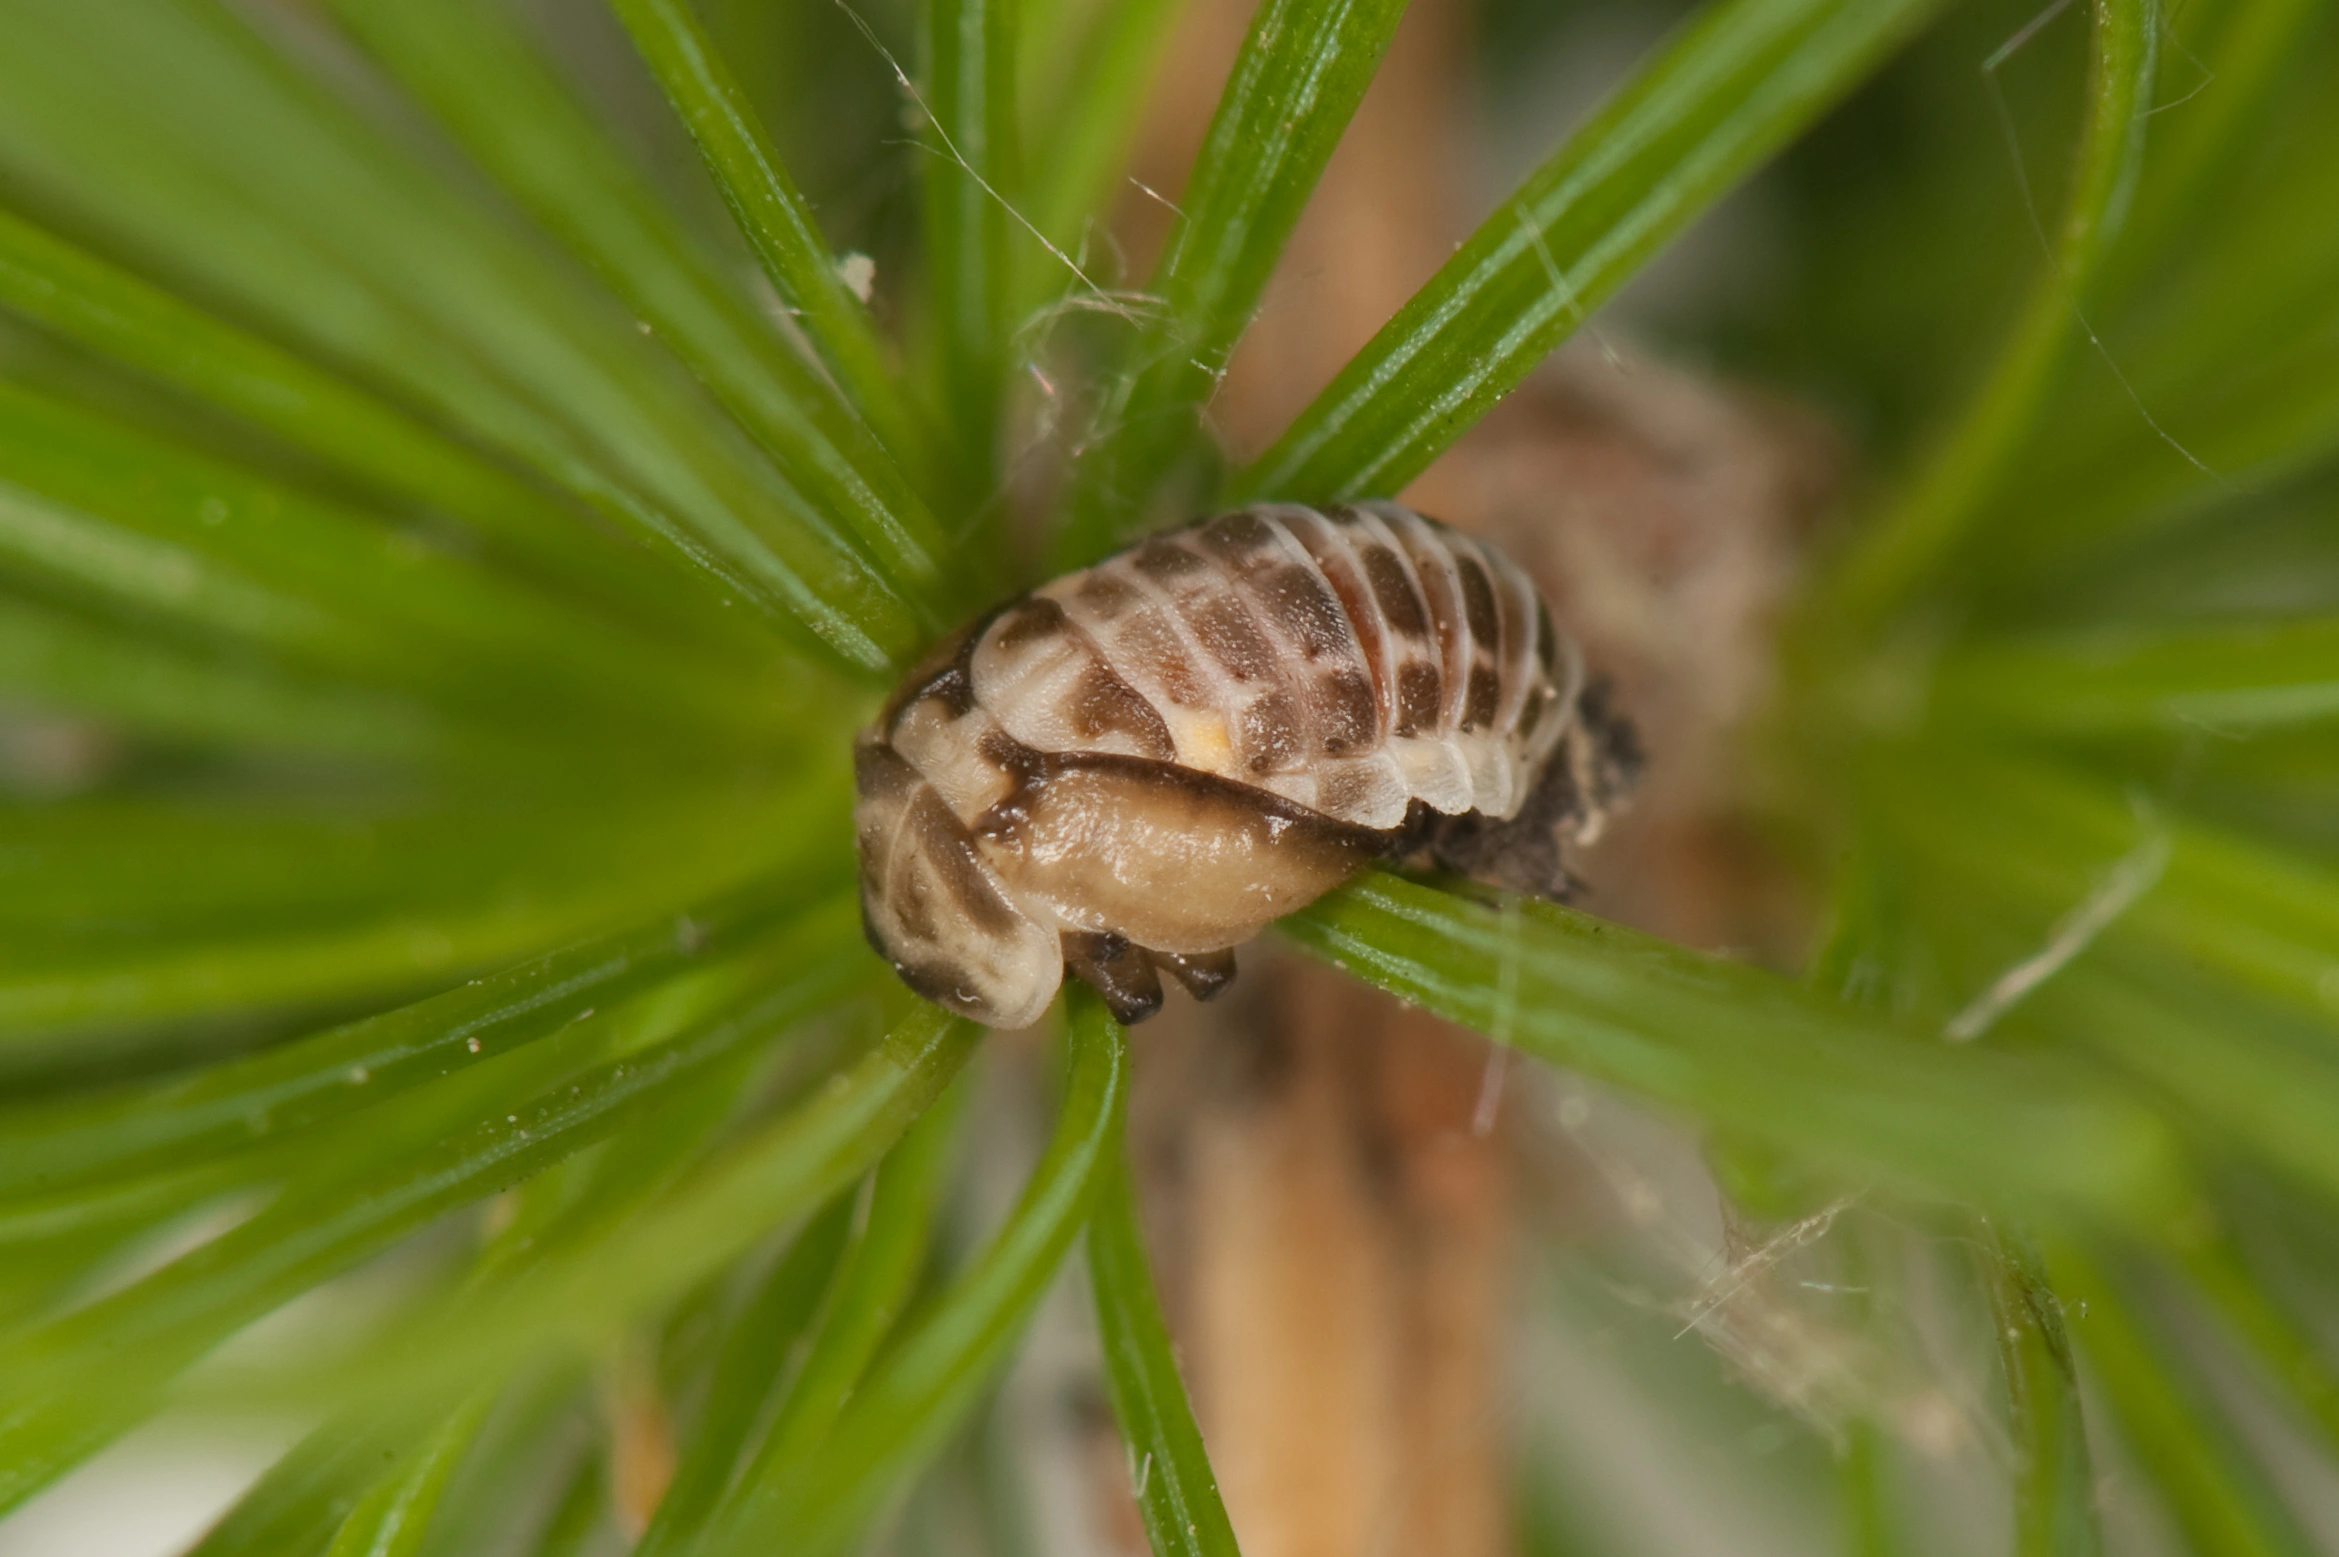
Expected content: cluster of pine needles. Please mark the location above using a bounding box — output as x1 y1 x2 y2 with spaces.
0 0 2334 1552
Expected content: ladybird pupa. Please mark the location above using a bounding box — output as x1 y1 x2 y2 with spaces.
854 502 1637 1028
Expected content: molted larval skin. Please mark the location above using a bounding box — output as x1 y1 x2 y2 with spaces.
854 502 1635 1028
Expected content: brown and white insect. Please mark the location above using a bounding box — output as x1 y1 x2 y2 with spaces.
855 502 1636 1027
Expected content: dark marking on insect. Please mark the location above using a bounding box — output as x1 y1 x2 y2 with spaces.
1134 535 1205 580
877 613 988 724
1456 554 1500 646
1393 661 1441 737
855 503 1636 1028
1262 563 1349 657
992 596 1070 654
1067 663 1178 759
1184 591 1279 682
1359 544 1428 637
1315 667 1378 755
1464 664 1503 730
1236 691 1305 773
1075 570 1144 620
1200 509 1278 559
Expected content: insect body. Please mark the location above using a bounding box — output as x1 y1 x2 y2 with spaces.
855 503 1635 1028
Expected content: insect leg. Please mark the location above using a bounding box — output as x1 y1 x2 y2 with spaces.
1061 930 1165 1025
1153 948 1238 1002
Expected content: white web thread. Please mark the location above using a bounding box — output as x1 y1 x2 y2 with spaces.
836 0 1189 541
1127 175 1186 220
2138 0 2218 120
1981 0 2227 488
1515 198 1623 374
1943 807 2171 1042
2141 12 2216 118
831 0 1154 332
1547 1086 1922 1440
835 0 1215 534
1674 1198 1854 1341
1472 894 1522 1136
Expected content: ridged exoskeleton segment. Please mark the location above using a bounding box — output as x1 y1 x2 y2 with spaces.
856 502 1637 1027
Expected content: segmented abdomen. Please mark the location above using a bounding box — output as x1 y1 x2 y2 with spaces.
963 502 1579 830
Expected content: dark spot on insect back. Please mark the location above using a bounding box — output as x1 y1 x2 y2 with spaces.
1236 691 1304 772
1111 610 1207 705
1361 545 1429 638
880 614 991 724
992 596 1070 654
1393 660 1441 736
921 668 976 720
1200 510 1276 560
1456 555 1500 648
854 738 921 804
1257 563 1349 657
1410 545 1465 668
1515 686 1547 740
975 728 1048 791
1314 667 1377 754
1295 538 1380 649
1134 537 1205 581
1186 592 1278 681
1074 572 1143 620
1463 663 1502 730
1067 664 1177 759
910 790 1022 936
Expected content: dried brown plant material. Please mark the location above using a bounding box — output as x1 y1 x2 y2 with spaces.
1131 952 1512 1557
602 1340 677 1540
